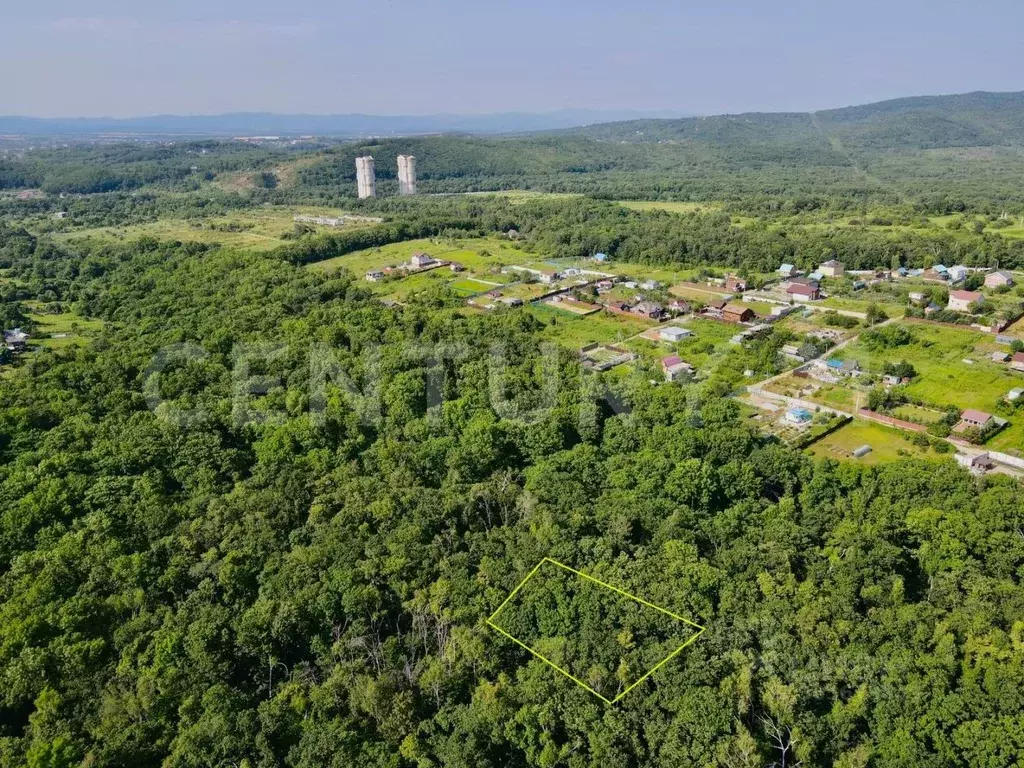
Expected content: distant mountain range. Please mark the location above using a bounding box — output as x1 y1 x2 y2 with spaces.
0 109 690 138
566 91 1024 151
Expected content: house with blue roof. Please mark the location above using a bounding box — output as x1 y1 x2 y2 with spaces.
785 407 813 425
593 252 608 262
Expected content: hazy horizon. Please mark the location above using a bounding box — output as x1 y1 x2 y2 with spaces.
2 0 1022 118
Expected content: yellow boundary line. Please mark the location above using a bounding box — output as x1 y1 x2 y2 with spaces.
487 557 706 704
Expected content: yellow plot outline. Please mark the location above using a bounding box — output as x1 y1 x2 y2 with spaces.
486 557 706 704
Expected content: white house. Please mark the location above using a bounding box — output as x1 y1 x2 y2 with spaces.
947 265 969 283
785 408 813 425
947 290 983 312
659 326 693 342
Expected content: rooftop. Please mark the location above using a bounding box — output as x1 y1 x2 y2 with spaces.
961 409 993 423
950 290 983 301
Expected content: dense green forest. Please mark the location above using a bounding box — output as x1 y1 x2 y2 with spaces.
0 226 1022 767
0 92 1023 766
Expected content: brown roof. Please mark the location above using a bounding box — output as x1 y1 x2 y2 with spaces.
723 303 752 315
961 409 993 423
950 290 982 301
786 283 818 296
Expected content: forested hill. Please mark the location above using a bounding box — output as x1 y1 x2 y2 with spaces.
569 91 1024 150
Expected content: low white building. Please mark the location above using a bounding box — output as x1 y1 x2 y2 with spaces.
659 326 693 342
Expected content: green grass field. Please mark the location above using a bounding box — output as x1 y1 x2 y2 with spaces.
530 306 655 347
52 206 374 252
307 237 535 282
834 321 1022 412
818 296 905 317
808 420 935 464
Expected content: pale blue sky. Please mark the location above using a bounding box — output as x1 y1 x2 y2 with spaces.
3 0 1022 117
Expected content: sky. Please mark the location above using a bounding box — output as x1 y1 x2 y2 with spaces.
3 0 1023 118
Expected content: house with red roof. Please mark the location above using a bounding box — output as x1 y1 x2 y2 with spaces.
786 283 820 301
948 290 983 312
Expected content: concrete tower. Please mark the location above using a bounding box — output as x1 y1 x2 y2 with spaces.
355 156 376 198
397 154 417 195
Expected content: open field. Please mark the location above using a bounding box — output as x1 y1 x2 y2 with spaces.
52 206 378 252
834 321 1022 412
25 303 105 349
808 421 936 464
529 305 655 348
669 282 731 303
818 295 905 317
308 237 535 281
626 317 739 369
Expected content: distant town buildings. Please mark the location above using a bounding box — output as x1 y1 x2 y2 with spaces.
397 155 417 195
355 156 376 198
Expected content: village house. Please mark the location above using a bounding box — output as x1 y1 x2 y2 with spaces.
991 351 1011 363
639 279 663 291
723 303 755 323
954 409 995 433
537 270 559 284
365 270 384 282
507 229 520 240
818 259 844 278
985 270 1015 288
1006 388 1024 403
659 326 693 342
908 291 926 303
592 252 608 262
661 355 693 382
3 328 28 352
633 300 664 320
947 265 969 283
948 290 983 312
705 298 728 317
785 407 813 425
825 358 860 377
667 299 691 316
449 262 465 272
923 265 949 281
410 252 436 268
778 263 797 277
1011 352 1024 372
725 274 748 293
786 283 821 301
